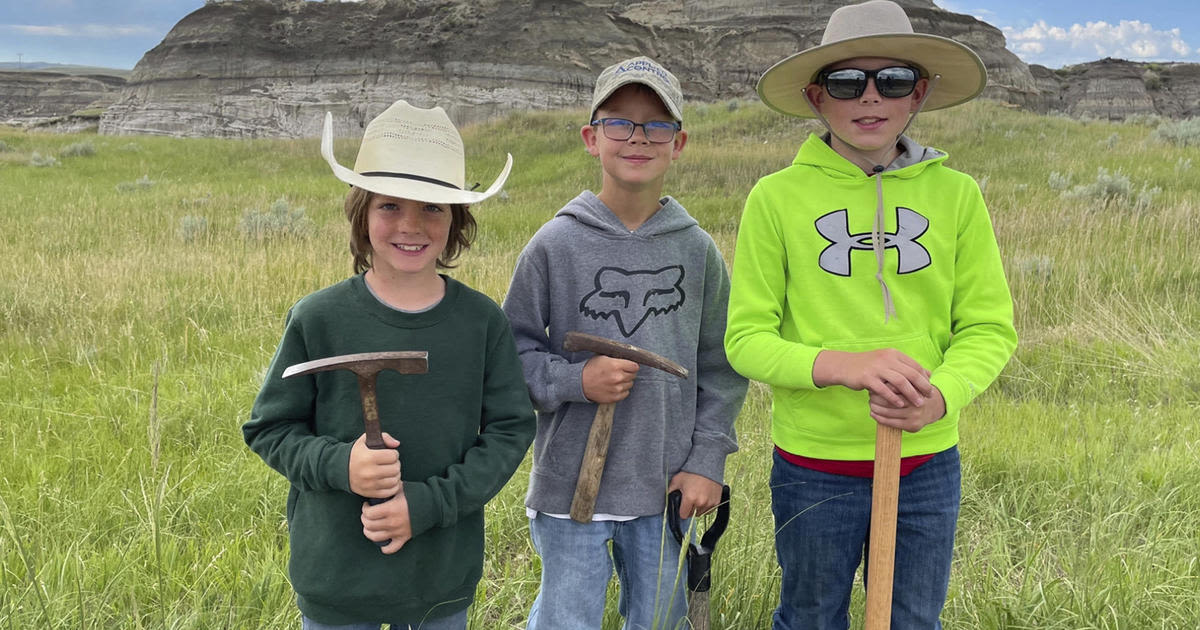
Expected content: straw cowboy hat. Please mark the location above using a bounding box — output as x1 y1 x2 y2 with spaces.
757 0 987 118
321 100 512 205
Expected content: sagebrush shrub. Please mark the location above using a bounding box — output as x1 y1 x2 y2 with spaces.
238 197 312 241
61 141 96 157
1063 167 1130 204
1123 113 1166 127
1014 255 1054 282
1061 167 1160 211
1134 185 1162 212
116 175 155 192
29 152 60 167
1152 118 1200 147
177 215 209 243
1048 171 1072 191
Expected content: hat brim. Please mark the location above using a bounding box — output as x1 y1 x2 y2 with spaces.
757 33 987 118
320 112 512 205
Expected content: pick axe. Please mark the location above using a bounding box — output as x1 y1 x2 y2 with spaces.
667 484 731 630
864 424 902 630
562 331 688 523
282 350 428 546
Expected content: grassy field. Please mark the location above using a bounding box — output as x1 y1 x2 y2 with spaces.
1 99 1198 629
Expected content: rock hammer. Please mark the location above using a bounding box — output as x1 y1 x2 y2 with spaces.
562 331 688 523
283 350 428 545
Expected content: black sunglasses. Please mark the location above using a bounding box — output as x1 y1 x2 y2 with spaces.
817 66 922 100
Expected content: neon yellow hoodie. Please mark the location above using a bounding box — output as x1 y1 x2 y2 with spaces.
725 133 1016 460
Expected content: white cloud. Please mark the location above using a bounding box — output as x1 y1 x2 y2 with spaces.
7 25 72 36
4 23 156 39
1004 19 1197 67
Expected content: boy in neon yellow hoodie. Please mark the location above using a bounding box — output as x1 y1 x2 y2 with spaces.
724 1 1016 628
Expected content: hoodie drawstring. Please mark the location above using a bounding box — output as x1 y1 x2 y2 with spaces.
872 166 896 321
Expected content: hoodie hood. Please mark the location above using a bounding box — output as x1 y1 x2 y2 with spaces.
555 190 699 237
797 132 947 177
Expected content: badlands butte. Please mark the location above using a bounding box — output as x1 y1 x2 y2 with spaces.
3 0 1199 137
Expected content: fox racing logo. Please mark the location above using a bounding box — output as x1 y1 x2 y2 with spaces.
579 266 685 337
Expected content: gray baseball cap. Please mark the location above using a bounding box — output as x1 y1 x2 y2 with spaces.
590 56 684 122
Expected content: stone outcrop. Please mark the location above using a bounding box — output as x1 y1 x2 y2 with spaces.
0 0 1182 138
99 0 1045 138
1028 58 1199 120
0 71 125 127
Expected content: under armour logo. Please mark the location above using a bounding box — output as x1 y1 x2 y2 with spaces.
815 208 931 277
579 266 685 337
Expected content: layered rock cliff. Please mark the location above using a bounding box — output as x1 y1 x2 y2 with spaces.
0 71 125 127
99 0 1042 138
1 0 1173 138
1029 58 1200 120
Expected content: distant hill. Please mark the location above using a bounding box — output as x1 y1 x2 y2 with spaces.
0 62 131 79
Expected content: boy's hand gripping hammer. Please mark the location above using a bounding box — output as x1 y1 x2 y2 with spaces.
562 331 688 523
282 350 428 546
865 424 902 630
667 485 732 630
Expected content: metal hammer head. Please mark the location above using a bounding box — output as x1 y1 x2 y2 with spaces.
282 351 428 379
563 332 688 379
282 351 428 449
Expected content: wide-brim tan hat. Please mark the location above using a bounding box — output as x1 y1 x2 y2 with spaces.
757 0 987 118
321 100 512 205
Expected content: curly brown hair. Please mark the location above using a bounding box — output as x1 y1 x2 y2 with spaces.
343 186 477 275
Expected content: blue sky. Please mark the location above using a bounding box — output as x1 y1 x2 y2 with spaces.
936 0 1199 67
0 1 1196 70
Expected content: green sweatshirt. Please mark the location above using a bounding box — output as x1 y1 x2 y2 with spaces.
243 274 535 624
725 133 1016 460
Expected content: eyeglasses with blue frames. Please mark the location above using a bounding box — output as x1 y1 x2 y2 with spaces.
590 118 682 143
816 66 922 100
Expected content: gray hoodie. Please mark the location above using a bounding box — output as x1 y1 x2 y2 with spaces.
503 191 748 517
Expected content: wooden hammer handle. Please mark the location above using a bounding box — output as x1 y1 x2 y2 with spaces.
688 591 711 630
356 372 394 546
356 373 386 450
569 402 616 523
865 424 902 630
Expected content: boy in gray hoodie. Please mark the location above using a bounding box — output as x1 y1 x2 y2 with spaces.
503 56 748 630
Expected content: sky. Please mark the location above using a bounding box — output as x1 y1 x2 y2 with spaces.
0 0 1196 71
935 0 1199 67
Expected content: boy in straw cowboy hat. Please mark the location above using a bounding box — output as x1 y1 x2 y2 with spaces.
724 1 1016 628
244 101 535 630
502 56 747 629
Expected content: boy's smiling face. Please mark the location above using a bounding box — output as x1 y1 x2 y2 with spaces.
582 84 687 196
806 56 928 167
366 193 451 280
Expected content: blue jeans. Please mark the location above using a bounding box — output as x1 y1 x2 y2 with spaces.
301 607 467 630
526 512 690 630
771 447 961 630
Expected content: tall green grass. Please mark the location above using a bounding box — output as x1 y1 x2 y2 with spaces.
1 100 1198 628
